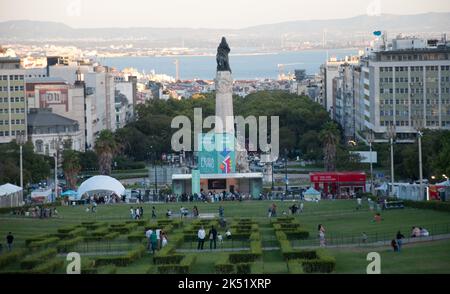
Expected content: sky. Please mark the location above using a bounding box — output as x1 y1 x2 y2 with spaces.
0 0 449 29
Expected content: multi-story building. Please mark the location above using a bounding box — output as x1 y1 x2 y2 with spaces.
25 75 92 150
360 35 450 142
48 60 117 138
333 63 359 140
27 108 83 156
0 58 27 143
321 55 360 115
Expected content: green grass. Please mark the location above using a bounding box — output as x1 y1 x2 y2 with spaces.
1 200 450 274
331 239 450 274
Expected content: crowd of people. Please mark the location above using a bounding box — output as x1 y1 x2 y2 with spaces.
145 227 169 254
8 206 58 218
130 206 144 219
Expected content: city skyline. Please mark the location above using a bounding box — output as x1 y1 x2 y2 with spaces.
1 0 450 29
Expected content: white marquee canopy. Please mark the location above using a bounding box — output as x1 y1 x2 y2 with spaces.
77 175 125 198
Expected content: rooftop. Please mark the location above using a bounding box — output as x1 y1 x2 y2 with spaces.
27 108 78 128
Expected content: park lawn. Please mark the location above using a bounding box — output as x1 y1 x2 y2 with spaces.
1 200 450 274
331 239 450 274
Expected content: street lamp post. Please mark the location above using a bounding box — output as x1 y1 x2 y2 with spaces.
16 133 25 191
284 149 288 195
271 160 274 191
366 131 375 195
413 120 424 200
386 125 396 197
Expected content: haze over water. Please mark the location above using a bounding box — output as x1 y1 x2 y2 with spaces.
102 49 358 80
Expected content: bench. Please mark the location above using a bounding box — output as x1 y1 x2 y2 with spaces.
384 201 405 210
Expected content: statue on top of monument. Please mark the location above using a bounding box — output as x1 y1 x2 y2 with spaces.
216 37 231 72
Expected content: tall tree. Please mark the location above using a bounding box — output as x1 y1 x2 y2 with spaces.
319 122 340 171
62 150 81 189
94 130 120 175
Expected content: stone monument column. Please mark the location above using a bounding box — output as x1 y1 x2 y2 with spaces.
214 37 250 173
214 71 234 134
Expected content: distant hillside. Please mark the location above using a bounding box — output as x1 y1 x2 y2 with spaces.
1 13 449 47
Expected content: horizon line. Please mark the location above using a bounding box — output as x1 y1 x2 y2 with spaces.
0 11 449 31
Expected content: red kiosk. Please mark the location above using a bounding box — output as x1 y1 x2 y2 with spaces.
310 172 366 198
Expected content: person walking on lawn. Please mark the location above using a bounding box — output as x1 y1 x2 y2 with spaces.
208 225 218 250
197 226 206 250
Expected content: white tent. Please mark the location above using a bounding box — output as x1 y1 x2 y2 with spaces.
304 187 321 201
77 175 125 198
0 183 23 208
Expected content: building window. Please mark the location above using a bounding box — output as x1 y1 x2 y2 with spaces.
36 140 44 153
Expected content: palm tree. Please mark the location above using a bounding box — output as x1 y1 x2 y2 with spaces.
319 122 340 171
62 150 81 189
94 130 120 175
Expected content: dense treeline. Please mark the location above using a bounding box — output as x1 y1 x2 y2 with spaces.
2 91 449 187
116 91 334 162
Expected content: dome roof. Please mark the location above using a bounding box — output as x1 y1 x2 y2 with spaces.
77 175 125 198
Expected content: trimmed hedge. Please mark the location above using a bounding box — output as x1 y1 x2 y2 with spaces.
215 255 234 274
20 248 57 269
127 231 146 242
0 248 27 269
94 245 146 267
56 236 84 253
404 200 450 213
25 234 53 246
287 260 305 274
27 237 60 250
29 258 64 274
91 227 110 237
157 255 196 274
236 263 251 274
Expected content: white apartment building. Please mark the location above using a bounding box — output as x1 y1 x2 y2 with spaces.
360 35 450 142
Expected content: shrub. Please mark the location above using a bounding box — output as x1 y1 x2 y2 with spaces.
91 227 110 237
157 255 196 274
27 237 59 250
236 263 251 274
29 258 64 274
127 231 146 242
0 248 27 269
25 234 53 246
57 226 79 234
285 230 309 240
229 252 259 263
301 256 336 273
287 260 304 274
404 200 450 212
21 248 58 269
153 254 184 265
215 255 234 274
94 245 145 267
104 232 120 240
56 236 84 253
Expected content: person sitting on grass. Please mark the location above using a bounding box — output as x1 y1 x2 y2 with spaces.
373 213 382 223
420 227 429 237
225 229 232 240
411 226 421 238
